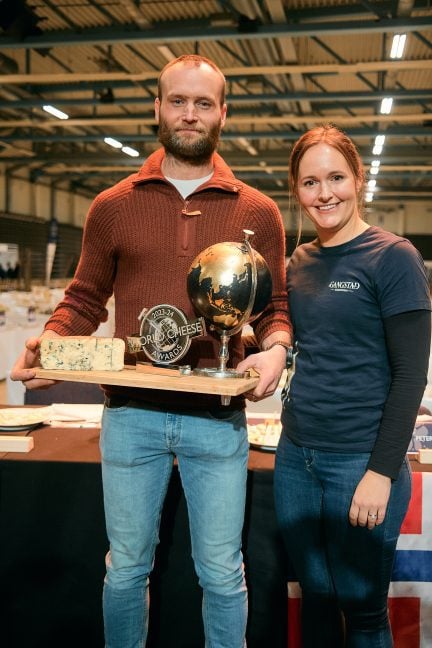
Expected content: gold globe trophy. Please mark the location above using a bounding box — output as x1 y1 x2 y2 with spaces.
187 230 272 403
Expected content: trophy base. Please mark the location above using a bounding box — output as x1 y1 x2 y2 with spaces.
136 361 192 375
192 367 249 379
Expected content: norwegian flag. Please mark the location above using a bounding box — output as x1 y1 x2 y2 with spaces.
287 471 432 647
390 471 432 647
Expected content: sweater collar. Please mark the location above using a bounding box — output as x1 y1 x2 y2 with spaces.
132 148 242 194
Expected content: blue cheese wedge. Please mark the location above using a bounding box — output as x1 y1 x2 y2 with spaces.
40 337 125 371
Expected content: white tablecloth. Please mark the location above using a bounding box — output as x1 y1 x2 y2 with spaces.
1 288 115 404
3 318 51 404
0 327 15 381
245 387 282 415
0 319 46 381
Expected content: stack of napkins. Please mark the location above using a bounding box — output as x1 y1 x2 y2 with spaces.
45 404 104 427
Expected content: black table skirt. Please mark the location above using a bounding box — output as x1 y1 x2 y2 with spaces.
0 458 289 648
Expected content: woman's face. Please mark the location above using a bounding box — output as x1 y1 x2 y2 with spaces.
296 142 360 242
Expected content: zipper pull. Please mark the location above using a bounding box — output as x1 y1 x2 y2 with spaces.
182 199 201 216
181 208 202 216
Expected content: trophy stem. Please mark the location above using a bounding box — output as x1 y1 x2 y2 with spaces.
218 330 229 373
193 331 245 380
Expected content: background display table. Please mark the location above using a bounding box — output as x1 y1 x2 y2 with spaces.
0 422 430 647
0 423 288 648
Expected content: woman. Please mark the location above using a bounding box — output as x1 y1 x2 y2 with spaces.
274 124 431 647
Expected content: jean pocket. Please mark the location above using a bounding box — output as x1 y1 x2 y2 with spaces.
104 395 130 409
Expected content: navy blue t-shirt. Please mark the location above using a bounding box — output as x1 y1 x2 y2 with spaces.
282 226 431 453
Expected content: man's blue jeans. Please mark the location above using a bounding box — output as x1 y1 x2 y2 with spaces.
100 401 248 648
274 434 411 648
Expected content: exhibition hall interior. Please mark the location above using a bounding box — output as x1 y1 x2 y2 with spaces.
0 1 431 647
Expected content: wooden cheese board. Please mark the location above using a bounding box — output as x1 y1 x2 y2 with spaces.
34 364 259 397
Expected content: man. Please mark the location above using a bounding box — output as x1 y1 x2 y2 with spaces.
12 55 291 648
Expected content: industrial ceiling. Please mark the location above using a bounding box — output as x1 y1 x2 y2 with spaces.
0 0 431 214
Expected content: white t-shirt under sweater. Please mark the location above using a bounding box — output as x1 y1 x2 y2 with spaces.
165 172 213 199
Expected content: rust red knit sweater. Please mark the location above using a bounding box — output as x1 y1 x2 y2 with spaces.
45 148 291 409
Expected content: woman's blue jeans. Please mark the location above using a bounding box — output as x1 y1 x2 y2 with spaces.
100 401 248 648
274 434 411 648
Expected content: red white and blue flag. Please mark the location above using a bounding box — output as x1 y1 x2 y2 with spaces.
288 471 432 647
389 471 432 647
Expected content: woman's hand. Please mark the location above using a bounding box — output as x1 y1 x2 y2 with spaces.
348 469 391 530
236 344 287 402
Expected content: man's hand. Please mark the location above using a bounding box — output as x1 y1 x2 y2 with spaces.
236 344 287 402
10 331 60 390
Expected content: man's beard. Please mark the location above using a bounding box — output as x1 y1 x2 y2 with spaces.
158 119 221 165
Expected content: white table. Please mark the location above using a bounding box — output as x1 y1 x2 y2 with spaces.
4 318 53 404
3 314 115 405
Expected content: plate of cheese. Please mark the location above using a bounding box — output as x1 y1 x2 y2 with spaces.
247 413 282 451
0 407 52 432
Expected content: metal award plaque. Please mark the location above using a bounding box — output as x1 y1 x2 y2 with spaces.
127 304 206 368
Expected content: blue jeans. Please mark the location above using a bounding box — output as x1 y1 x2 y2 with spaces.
274 434 411 648
99 401 248 648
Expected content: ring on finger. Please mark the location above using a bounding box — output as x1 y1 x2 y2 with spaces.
367 512 377 520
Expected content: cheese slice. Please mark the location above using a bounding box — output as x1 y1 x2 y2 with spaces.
40 337 125 371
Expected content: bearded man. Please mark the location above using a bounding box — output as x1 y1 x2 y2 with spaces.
12 55 292 648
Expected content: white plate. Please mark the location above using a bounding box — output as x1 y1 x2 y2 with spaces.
248 441 278 453
0 407 52 427
247 413 281 451
0 422 42 433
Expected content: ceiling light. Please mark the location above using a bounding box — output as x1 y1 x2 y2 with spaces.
157 45 176 62
210 13 236 27
367 179 377 190
380 97 393 114
390 34 406 59
370 160 380 175
372 135 386 155
259 161 272 174
236 137 258 156
122 146 140 157
372 135 385 155
237 137 249 148
43 105 69 120
365 192 374 203
104 137 123 149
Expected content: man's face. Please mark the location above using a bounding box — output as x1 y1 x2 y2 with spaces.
155 62 227 165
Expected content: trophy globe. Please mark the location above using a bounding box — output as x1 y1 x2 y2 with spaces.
187 229 272 380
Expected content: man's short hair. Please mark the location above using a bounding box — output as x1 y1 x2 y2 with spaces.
157 54 226 106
